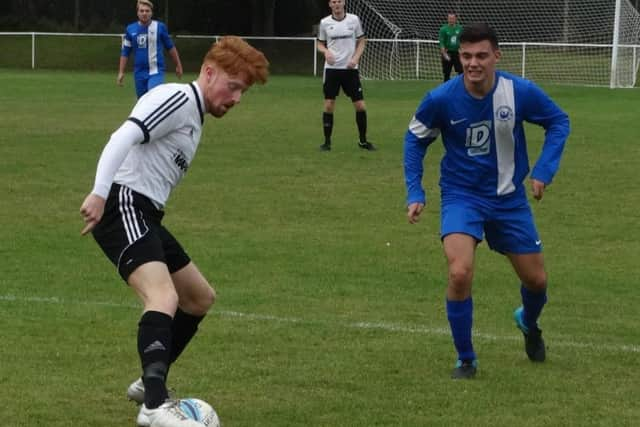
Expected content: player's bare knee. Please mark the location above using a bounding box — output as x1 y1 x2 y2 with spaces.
201 285 216 312
181 284 216 316
448 266 473 291
324 100 336 112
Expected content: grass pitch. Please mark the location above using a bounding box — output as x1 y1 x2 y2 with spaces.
0 70 638 426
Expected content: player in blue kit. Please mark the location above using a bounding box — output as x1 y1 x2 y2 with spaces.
118 0 183 98
403 23 570 379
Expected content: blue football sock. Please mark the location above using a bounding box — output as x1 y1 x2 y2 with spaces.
446 298 476 361
520 285 547 330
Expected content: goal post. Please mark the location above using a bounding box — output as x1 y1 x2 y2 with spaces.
347 0 640 87
611 0 640 87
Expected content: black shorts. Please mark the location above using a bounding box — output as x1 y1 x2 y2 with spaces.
323 68 364 102
92 184 191 282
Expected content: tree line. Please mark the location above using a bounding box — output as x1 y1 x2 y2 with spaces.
0 0 331 36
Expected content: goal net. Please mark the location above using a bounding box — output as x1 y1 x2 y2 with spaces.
347 0 640 87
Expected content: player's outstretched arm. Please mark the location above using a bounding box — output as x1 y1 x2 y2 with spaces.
525 82 570 185
80 121 145 235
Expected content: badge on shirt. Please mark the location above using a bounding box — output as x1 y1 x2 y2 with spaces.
137 34 147 48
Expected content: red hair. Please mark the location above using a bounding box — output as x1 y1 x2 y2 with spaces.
203 36 269 85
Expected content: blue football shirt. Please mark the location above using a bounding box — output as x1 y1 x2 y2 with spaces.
404 71 570 206
121 20 174 78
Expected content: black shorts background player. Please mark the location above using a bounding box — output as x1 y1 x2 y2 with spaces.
317 0 375 151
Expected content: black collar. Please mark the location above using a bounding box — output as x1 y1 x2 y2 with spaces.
189 82 204 125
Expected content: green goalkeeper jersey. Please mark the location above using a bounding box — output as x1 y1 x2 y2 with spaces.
439 24 463 52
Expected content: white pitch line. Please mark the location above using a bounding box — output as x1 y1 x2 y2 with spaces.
2 294 638 354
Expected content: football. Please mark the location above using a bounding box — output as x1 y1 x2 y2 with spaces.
178 398 221 427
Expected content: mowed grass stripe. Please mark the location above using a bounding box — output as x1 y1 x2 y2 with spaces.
2 293 637 355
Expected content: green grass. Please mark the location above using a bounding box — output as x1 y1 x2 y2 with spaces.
0 69 638 426
0 34 318 75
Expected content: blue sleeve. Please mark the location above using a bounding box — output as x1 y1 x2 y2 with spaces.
523 82 570 184
160 23 174 50
403 93 441 205
121 27 132 57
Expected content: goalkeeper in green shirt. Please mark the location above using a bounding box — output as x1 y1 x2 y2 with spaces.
438 13 463 81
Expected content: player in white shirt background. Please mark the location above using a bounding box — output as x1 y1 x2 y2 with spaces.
80 36 269 427
317 0 375 151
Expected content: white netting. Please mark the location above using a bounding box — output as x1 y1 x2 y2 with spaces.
612 0 640 86
347 0 640 87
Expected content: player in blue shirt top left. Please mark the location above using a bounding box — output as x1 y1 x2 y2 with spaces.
118 0 183 98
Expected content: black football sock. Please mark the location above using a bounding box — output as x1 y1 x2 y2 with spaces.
138 310 173 409
169 308 205 365
323 112 333 144
356 110 367 143
520 284 547 331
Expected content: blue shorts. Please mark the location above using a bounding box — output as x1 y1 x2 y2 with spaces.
441 194 542 254
135 73 165 98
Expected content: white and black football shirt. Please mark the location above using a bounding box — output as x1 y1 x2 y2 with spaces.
92 82 205 208
318 13 365 69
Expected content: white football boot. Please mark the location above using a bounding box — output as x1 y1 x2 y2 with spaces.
136 400 202 427
128 377 176 406
127 378 146 405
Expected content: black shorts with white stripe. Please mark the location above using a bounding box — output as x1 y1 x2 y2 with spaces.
92 184 190 281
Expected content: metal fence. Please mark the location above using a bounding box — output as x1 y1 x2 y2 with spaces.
1 32 638 86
